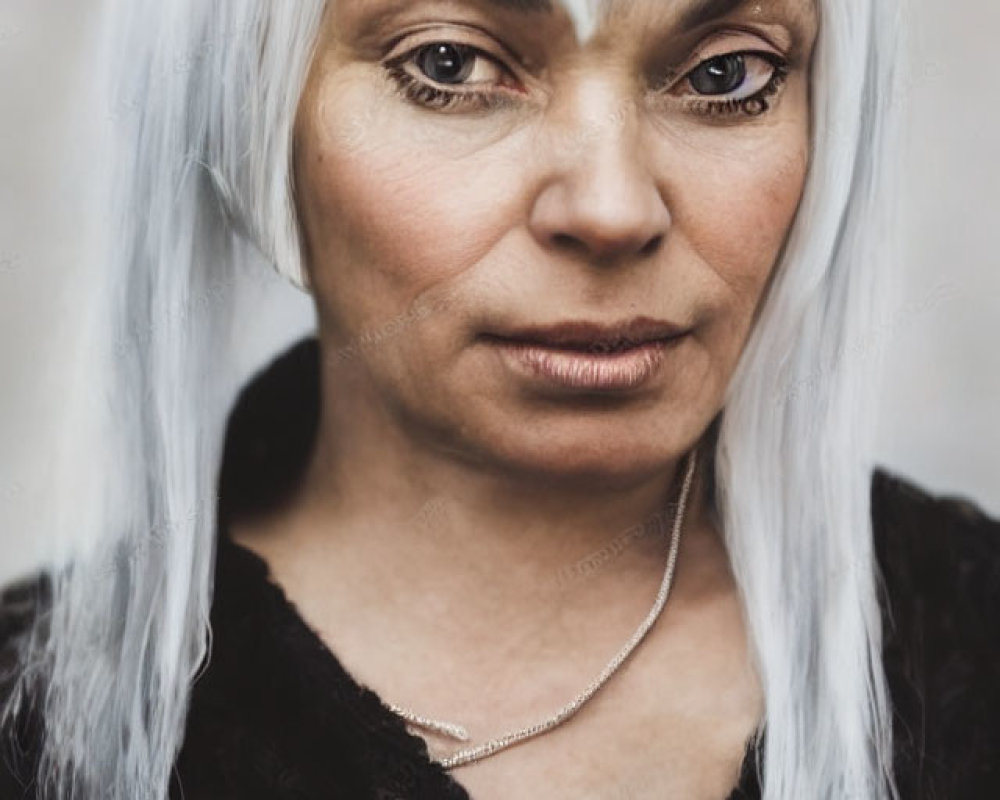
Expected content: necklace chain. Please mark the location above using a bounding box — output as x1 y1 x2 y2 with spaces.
386 449 698 770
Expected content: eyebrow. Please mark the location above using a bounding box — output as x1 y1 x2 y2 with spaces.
482 0 764 28
483 0 554 11
677 0 749 31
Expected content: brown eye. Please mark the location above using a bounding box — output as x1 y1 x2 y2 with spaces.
689 54 747 95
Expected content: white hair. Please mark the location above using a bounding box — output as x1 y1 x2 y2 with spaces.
1 0 904 798
718 1 905 796
560 0 604 42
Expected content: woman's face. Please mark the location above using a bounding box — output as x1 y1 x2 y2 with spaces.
294 0 819 484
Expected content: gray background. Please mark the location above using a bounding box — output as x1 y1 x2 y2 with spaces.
1 1 997 584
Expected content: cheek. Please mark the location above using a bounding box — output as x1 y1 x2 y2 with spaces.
646 110 808 387
296 77 522 333
671 124 808 312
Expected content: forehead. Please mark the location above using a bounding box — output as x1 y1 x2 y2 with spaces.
494 0 816 44
331 0 819 60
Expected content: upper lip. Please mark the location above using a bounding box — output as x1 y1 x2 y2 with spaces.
485 317 690 352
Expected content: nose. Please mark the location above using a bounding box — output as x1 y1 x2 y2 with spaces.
527 84 671 268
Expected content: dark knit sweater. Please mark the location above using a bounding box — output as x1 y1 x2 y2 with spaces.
2 337 999 799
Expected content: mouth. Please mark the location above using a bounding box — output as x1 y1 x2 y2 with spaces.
482 318 689 353
482 317 691 393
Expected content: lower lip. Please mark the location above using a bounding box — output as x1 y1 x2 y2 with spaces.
491 337 685 392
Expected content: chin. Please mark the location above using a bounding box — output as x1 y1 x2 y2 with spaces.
448 418 694 491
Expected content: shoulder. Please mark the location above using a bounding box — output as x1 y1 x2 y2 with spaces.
872 466 1000 562
870 468 1000 798
0 569 50 694
218 336 319 525
1 572 48 646
871 467 1000 642
0 570 50 799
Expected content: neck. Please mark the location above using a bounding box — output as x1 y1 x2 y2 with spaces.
299 436 710 595
263 354 718 621
229 355 728 725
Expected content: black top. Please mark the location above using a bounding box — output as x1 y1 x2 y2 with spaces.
2 336 999 799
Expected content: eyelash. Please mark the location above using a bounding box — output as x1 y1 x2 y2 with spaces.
383 43 790 119
384 61 519 113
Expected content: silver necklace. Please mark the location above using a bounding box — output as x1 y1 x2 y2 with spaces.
386 449 697 770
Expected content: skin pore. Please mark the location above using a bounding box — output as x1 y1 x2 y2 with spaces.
231 1 819 797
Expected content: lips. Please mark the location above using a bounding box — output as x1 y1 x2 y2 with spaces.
483 317 689 352
483 317 691 393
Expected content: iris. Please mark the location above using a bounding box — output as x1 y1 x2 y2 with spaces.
689 54 747 95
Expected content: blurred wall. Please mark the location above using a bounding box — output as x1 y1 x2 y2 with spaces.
0 1 110 584
872 2 1000 516
0 1 997 584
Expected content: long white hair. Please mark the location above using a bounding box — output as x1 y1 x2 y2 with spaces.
1 0 904 797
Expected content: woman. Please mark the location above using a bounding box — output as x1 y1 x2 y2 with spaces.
1 0 998 798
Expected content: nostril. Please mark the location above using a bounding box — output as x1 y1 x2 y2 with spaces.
640 235 664 258
552 233 576 249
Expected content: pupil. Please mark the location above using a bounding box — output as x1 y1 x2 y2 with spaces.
418 43 474 85
690 54 747 95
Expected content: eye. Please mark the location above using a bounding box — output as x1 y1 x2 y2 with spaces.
383 39 522 113
411 42 507 88
663 48 790 118
684 52 783 101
